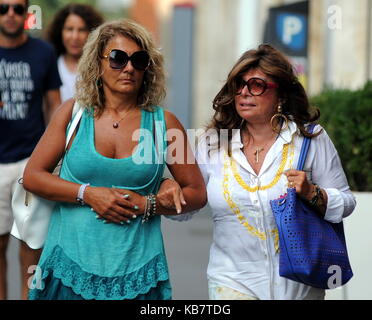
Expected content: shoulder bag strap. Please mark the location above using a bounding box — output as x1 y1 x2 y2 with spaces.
296 124 316 171
65 101 84 149
53 101 84 176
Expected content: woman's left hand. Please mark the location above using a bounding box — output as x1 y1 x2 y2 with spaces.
284 169 314 200
111 188 146 215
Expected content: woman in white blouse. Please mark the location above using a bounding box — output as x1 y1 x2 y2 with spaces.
174 44 356 300
46 4 103 101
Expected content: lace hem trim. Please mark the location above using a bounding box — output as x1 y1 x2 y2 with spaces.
30 245 169 300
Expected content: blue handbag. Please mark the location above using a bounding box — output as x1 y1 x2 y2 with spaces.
270 125 353 289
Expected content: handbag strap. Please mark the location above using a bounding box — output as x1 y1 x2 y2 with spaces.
296 124 316 171
65 101 84 149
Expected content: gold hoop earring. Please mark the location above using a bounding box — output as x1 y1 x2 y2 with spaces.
270 105 288 133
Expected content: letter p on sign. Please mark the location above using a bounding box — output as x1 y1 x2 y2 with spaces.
283 16 302 45
276 13 307 52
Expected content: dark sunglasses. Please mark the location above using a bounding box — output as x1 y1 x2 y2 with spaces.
236 77 278 96
0 4 26 15
102 49 150 71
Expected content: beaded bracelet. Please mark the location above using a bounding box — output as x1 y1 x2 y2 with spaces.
143 195 149 217
309 184 321 206
142 194 157 223
142 194 155 223
150 194 157 216
142 196 151 223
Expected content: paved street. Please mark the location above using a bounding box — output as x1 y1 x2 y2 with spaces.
6 207 213 300
163 208 213 300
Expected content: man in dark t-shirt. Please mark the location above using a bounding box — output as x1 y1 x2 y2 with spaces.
0 0 61 300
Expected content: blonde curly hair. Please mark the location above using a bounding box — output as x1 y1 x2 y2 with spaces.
75 19 166 114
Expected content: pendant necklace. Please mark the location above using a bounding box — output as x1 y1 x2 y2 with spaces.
250 142 270 164
112 108 132 129
243 130 277 163
252 133 279 163
253 147 264 163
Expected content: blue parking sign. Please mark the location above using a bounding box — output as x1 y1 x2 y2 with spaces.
276 13 307 52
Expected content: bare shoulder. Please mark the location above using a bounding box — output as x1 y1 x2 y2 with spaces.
163 109 185 130
49 98 77 129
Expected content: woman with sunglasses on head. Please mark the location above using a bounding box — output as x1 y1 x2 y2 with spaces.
23 19 207 300
172 44 355 300
46 4 104 102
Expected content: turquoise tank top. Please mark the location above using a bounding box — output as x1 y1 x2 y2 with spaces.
31 106 170 300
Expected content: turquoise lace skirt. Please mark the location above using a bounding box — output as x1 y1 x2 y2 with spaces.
28 245 172 300
28 273 172 300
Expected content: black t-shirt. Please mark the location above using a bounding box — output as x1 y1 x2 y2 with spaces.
0 36 62 163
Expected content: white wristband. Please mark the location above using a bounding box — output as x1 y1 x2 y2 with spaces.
77 183 90 205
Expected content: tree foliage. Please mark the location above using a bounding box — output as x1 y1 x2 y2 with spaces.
311 82 372 191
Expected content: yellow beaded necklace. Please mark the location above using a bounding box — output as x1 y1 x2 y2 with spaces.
222 153 279 251
230 139 295 192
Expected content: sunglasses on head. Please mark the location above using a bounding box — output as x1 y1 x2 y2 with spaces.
102 49 150 71
236 77 278 96
0 4 26 15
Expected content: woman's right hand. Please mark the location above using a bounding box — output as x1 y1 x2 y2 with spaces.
83 186 144 224
157 178 186 214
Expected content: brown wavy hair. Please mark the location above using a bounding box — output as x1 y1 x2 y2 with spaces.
208 44 320 149
75 19 166 114
45 3 104 56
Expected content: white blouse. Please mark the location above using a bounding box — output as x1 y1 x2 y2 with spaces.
171 121 356 300
58 55 77 102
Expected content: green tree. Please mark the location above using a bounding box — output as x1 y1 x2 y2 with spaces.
311 82 372 191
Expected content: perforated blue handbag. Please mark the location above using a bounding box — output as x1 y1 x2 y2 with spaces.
270 125 353 289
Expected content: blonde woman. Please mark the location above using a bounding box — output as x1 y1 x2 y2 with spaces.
23 19 206 300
